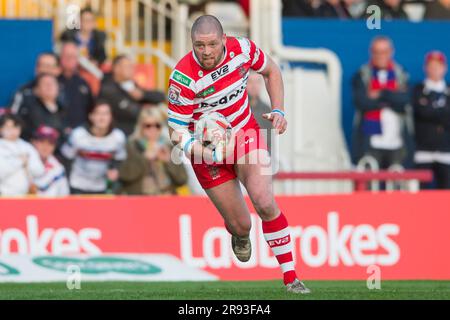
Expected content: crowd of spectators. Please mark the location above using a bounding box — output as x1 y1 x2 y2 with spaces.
282 0 450 20
0 7 189 197
352 36 450 189
0 3 449 197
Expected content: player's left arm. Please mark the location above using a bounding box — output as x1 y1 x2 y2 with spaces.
259 56 287 134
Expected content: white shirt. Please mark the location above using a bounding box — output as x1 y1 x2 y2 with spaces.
61 126 127 192
0 139 45 196
370 108 403 150
34 155 70 197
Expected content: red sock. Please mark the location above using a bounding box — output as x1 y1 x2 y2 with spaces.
262 212 297 285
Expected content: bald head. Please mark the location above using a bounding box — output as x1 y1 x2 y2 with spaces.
191 15 223 39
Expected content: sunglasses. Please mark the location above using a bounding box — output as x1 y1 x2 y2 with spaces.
143 123 162 129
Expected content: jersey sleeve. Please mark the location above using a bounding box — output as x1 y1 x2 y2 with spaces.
167 69 197 132
248 39 267 73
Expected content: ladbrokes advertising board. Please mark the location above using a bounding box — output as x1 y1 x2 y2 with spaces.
0 192 449 280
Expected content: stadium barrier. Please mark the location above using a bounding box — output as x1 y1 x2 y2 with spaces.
0 191 449 281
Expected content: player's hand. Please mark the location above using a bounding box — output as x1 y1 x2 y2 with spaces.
213 130 235 163
262 110 287 134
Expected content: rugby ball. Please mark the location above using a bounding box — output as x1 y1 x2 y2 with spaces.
195 112 232 149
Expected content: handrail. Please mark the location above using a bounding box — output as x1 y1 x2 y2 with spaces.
274 170 433 192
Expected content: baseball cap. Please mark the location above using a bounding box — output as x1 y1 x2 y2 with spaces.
425 51 447 66
32 125 59 143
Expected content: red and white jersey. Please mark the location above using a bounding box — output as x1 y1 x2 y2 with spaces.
167 36 267 134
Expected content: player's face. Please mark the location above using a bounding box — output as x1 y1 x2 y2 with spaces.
192 32 226 70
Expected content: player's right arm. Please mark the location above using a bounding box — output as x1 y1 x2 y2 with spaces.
167 72 216 162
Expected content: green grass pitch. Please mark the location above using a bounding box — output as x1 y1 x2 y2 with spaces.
0 280 448 300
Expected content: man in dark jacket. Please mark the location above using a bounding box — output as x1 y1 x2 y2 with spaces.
413 51 450 189
98 55 165 135
58 41 93 131
352 36 411 169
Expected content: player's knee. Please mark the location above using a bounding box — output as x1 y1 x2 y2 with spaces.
254 200 277 221
228 220 251 237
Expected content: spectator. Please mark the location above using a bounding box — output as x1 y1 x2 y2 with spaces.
119 107 187 195
0 114 45 196
247 72 273 153
412 51 450 189
10 52 60 114
282 0 317 17
31 125 70 197
317 0 353 19
99 55 165 135
424 0 450 20
61 101 126 194
60 7 107 66
18 74 66 142
364 0 408 20
352 36 411 169
58 41 94 131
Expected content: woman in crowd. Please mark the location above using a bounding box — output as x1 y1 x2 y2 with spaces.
119 107 187 195
61 101 126 194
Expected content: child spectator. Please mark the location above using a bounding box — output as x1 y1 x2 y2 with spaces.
31 125 70 197
413 51 450 189
0 114 45 196
61 101 126 194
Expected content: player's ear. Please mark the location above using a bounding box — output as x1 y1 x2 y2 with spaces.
222 33 227 45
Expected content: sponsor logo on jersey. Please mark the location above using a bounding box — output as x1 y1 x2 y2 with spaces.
172 70 192 87
196 86 216 98
200 82 247 109
211 65 229 81
168 84 182 104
